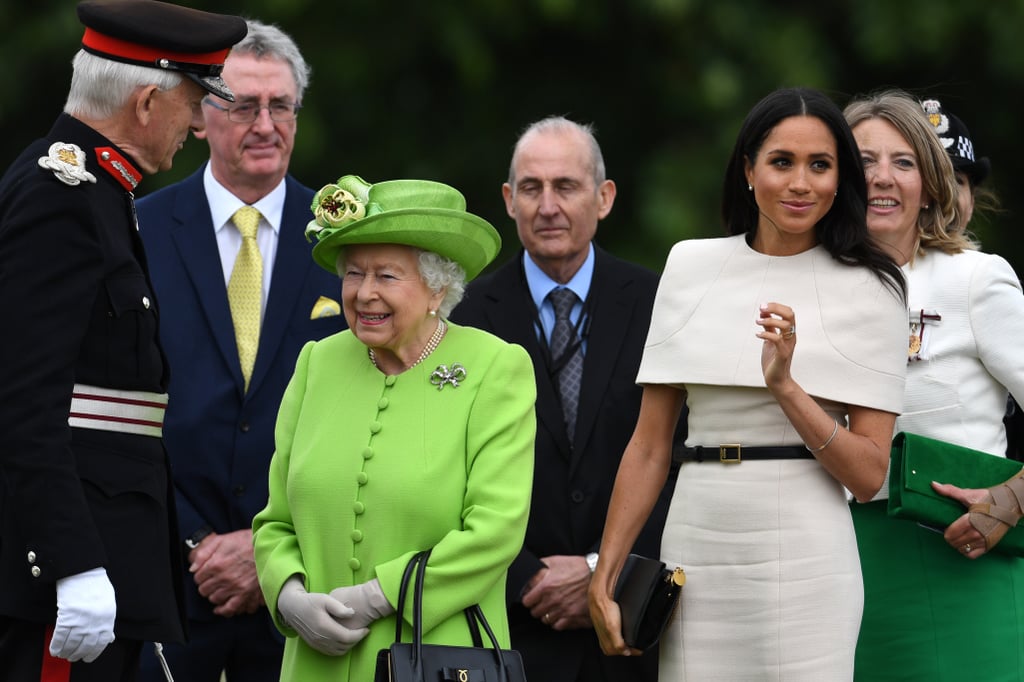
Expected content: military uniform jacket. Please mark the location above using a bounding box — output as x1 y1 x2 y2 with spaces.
0 114 186 641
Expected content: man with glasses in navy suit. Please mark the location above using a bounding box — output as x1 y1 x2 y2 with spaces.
136 20 345 682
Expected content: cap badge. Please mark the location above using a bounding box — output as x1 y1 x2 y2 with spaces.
921 99 956 153
430 363 467 390
38 142 97 186
921 99 949 134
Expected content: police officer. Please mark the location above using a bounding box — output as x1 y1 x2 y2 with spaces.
0 1 246 680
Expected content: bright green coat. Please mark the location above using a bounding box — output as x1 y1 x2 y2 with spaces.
253 323 536 681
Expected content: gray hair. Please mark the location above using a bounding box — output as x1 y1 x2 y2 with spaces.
418 251 466 318
334 247 467 318
231 19 310 101
64 50 183 119
507 116 606 189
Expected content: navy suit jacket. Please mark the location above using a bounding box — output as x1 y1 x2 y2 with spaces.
451 246 683 680
136 167 345 621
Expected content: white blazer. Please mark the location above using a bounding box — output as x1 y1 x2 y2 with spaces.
898 248 1024 455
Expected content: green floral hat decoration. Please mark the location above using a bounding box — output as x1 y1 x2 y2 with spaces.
306 175 501 280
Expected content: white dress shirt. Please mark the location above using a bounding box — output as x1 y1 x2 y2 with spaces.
203 162 286 312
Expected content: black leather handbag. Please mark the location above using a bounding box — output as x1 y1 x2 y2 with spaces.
375 550 527 682
613 553 685 650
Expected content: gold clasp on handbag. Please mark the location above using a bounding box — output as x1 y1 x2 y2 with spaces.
667 567 686 587
719 444 742 463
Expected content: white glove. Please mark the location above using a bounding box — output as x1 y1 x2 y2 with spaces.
328 579 395 629
276 576 367 656
50 567 117 662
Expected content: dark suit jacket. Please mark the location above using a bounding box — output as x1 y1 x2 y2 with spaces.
0 114 185 642
136 167 345 623
451 246 683 681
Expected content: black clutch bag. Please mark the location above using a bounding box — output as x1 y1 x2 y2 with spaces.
375 550 526 682
613 553 685 650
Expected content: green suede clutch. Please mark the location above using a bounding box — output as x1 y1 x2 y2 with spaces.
888 431 1024 556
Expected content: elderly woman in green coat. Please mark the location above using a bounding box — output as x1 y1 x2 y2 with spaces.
252 176 536 681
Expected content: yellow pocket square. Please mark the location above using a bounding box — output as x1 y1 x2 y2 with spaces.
310 296 341 319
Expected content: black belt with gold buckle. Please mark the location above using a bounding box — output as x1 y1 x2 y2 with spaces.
672 443 813 464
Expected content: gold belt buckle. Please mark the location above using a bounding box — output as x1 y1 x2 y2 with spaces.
719 443 742 463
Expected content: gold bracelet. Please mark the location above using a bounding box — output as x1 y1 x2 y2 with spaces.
806 418 839 453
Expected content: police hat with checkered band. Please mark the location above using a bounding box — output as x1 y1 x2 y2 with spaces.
921 98 991 186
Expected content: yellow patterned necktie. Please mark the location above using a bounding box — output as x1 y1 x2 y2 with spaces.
228 206 263 391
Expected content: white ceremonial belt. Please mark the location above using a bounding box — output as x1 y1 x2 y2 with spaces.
68 383 167 438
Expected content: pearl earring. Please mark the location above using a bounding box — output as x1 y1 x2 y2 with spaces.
429 310 437 317
747 184 753 191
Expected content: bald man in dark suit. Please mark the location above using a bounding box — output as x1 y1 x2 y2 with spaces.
451 116 683 682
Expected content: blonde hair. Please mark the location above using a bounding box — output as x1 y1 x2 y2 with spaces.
844 90 978 256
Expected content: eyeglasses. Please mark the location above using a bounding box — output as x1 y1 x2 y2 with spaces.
203 97 301 123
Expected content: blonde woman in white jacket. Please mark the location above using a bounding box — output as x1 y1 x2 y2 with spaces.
845 90 1024 682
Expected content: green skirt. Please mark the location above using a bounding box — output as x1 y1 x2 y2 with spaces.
852 500 1024 681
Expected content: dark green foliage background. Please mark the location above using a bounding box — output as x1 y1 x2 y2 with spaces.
4 0 1020 274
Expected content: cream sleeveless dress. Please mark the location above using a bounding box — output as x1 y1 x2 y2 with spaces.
637 235 906 681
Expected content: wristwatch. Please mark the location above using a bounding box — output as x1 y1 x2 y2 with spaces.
184 525 213 550
585 552 599 573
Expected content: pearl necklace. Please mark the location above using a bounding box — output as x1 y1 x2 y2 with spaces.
369 319 447 373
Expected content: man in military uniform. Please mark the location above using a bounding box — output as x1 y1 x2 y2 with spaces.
0 1 246 680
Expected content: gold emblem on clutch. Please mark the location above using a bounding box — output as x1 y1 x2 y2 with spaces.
669 567 686 587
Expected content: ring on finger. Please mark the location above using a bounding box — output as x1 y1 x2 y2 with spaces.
783 326 796 339
962 543 972 553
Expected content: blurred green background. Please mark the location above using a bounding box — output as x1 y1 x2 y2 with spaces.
4 0 1021 275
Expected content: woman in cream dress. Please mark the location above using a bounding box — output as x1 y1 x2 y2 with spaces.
589 88 907 681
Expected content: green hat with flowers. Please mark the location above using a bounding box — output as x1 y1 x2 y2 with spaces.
306 175 501 280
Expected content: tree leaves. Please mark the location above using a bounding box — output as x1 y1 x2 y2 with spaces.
3 0 1018 272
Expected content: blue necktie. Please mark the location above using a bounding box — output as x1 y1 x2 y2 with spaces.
548 288 583 438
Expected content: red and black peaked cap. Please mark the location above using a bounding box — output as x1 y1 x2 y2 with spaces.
76 0 248 101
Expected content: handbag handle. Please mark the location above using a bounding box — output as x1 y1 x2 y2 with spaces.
392 549 427 644
393 549 511 682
